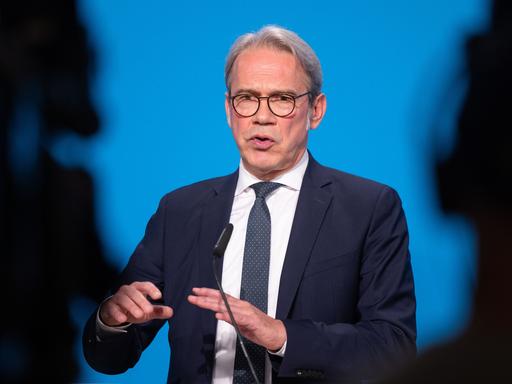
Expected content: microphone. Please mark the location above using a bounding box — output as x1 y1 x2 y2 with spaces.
212 223 260 384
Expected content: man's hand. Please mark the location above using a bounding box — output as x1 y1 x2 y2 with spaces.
187 287 286 351
100 282 173 326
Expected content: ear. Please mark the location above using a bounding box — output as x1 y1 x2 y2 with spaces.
309 93 326 130
225 92 232 128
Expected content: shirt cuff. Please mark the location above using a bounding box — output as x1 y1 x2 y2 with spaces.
95 296 131 340
268 340 287 357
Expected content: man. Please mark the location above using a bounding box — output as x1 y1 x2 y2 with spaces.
83 25 416 383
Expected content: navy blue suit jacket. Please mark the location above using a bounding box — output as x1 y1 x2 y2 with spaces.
83 155 416 383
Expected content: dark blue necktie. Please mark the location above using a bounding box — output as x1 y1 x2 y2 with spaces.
233 182 281 384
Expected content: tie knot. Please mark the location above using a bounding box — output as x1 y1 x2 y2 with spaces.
251 182 281 199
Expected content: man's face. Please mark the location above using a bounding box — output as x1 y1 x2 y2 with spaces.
225 47 326 180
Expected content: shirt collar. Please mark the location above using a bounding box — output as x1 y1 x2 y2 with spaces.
235 151 309 196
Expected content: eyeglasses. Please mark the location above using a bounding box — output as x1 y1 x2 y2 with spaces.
230 91 310 117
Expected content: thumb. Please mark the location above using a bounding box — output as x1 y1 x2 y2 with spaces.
152 305 173 319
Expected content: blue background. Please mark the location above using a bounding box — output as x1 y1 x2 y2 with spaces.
64 0 489 382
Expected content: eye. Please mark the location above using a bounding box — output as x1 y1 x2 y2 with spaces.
271 94 294 102
234 94 256 101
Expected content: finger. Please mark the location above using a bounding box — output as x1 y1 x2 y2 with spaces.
152 305 173 319
188 294 226 313
112 294 144 319
191 288 242 307
189 289 250 314
101 302 128 325
191 287 222 299
215 311 232 324
132 281 163 300
122 285 155 313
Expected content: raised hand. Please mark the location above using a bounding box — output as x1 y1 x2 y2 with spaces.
188 287 286 351
100 281 173 326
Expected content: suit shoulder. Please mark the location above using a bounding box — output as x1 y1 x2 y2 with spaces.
323 165 396 192
158 173 235 210
319 165 401 204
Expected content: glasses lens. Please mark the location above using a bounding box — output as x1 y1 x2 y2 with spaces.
233 94 259 117
269 94 295 116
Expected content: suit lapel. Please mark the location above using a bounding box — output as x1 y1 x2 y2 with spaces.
197 171 238 376
276 157 332 319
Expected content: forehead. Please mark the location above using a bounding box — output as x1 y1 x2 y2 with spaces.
230 47 308 93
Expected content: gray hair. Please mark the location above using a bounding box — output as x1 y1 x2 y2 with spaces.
224 25 323 101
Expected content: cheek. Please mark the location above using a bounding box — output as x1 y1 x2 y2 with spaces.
230 122 248 145
282 124 308 148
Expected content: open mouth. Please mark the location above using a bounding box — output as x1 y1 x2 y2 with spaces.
254 136 272 143
249 135 275 149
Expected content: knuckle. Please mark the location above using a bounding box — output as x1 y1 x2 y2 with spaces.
133 281 150 292
132 309 143 319
119 285 135 296
142 281 155 292
118 285 128 294
146 281 156 290
110 295 122 306
143 304 154 313
134 281 146 289
142 306 153 316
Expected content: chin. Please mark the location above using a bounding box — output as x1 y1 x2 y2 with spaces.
249 162 276 175
245 151 273 165
245 159 278 177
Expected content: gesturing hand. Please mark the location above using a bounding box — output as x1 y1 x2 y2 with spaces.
100 281 173 326
187 287 286 351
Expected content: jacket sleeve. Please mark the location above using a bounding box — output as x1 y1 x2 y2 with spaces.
274 187 416 382
82 196 169 374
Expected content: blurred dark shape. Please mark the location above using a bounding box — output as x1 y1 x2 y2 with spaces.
437 2 512 213
0 1 117 382
383 0 512 382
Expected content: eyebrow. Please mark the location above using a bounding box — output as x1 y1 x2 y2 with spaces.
232 88 300 96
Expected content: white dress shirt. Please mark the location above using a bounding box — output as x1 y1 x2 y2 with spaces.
212 151 309 384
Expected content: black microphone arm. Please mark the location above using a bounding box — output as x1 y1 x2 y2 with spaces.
212 223 261 384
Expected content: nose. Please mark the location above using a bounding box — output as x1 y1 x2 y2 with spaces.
252 97 276 125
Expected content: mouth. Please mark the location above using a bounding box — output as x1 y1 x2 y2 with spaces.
248 135 275 149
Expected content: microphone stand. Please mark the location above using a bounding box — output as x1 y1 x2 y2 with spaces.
212 224 261 384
